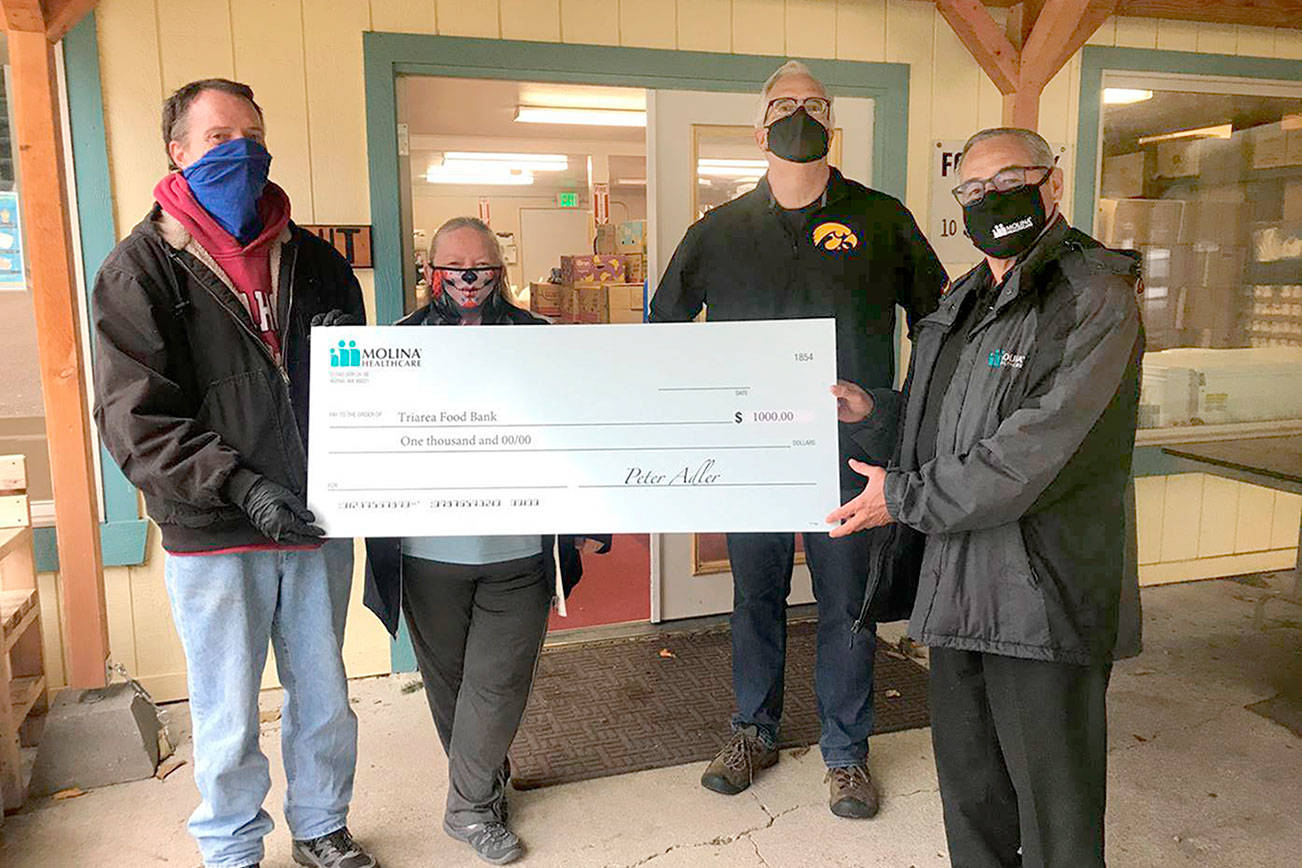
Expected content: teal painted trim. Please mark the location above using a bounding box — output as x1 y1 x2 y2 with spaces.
33 519 150 573
1132 445 1200 478
364 33 913 671
1074 45 1302 232
64 12 147 566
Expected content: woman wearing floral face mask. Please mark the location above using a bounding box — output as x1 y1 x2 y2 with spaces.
362 217 608 864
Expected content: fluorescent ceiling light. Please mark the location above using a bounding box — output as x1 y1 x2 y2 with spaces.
515 106 647 127
698 158 768 178
443 152 568 170
1103 88 1154 105
1137 123 1233 145
615 178 647 186
425 165 534 186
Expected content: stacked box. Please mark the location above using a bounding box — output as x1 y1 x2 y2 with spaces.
1098 198 1186 248
572 284 644 324
616 220 646 253
1101 152 1144 198
624 252 647 284
595 223 618 255
560 254 627 284
528 282 565 318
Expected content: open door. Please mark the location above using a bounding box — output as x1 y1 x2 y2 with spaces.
646 88 875 622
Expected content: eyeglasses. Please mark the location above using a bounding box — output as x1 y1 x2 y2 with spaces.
766 97 831 122
951 165 1053 206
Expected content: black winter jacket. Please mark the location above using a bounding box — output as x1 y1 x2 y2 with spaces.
871 217 1145 664
361 293 609 636
91 206 365 552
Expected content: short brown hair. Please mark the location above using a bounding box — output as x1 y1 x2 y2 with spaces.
161 78 263 169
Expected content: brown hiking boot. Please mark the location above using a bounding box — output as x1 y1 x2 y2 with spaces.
700 727 778 795
826 764 879 819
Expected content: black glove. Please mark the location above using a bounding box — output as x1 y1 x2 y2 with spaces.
310 309 362 328
226 469 325 546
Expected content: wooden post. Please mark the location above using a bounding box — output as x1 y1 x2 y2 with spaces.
5 6 109 688
936 0 1114 132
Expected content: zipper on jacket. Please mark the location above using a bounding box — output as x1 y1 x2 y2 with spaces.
170 251 289 385
279 240 301 378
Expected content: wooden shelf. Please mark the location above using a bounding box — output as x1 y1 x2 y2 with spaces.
0 527 31 564
0 589 38 653
8 675 44 730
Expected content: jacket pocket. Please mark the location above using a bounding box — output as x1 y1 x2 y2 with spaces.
928 523 1052 648
195 370 298 490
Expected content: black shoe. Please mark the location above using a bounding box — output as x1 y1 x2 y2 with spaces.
443 818 524 865
292 827 378 867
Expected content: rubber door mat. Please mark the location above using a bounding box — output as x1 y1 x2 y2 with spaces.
509 620 930 789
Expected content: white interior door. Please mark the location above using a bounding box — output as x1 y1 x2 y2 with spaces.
647 89 875 622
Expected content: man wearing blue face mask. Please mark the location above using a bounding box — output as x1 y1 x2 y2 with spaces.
651 61 947 819
91 79 375 868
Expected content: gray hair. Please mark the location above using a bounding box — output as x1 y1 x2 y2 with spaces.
960 127 1055 167
754 60 832 128
428 216 505 266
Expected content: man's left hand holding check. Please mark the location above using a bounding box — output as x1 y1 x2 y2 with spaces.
825 379 896 539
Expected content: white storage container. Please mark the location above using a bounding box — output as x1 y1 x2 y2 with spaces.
1140 347 1302 426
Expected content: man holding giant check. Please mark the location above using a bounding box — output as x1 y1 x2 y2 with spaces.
649 61 946 820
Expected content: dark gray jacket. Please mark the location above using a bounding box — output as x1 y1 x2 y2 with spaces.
879 217 1144 664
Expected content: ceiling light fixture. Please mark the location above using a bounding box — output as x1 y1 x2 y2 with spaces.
515 106 647 127
1137 123 1234 145
1103 88 1154 105
697 158 768 178
443 152 569 171
425 165 535 186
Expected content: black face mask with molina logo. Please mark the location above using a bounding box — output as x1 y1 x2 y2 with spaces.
962 177 1050 259
766 107 830 164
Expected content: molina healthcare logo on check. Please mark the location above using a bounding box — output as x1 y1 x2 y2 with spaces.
330 339 422 369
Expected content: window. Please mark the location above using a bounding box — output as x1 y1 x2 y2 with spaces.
1098 74 1302 434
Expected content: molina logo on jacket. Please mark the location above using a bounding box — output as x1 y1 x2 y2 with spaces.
812 221 859 252
987 348 1026 369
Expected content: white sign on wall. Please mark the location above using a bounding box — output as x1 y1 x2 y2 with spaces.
928 139 1072 267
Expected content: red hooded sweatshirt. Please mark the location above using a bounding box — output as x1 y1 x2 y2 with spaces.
154 173 292 360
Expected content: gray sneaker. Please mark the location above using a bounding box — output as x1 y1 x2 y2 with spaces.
443 818 524 865
291 827 378 868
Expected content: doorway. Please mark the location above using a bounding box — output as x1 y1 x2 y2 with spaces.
365 34 911 649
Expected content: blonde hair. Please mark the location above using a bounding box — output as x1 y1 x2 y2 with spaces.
754 60 832 128
428 216 505 266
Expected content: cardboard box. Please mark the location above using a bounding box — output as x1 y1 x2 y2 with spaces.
1137 246 1195 289
616 220 646 253
1185 199 1247 246
558 285 580 323
1101 152 1145 198
1284 181 1302 224
623 252 647 284
1098 198 1186 247
1288 128 1302 165
571 283 645 324
1155 140 1200 178
528 282 565 317
594 224 618 255
560 254 626 284
1253 123 1289 169
1190 246 1247 288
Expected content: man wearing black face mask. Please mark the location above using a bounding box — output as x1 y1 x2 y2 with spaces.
827 127 1145 867
651 61 946 820
91 79 376 868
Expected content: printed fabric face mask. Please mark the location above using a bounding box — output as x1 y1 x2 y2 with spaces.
961 176 1051 259
765 107 830 164
181 137 273 244
432 265 503 310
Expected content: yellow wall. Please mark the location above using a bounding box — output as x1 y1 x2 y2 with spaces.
70 0 1302 698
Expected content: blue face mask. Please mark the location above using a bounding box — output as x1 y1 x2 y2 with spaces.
181 137 272 244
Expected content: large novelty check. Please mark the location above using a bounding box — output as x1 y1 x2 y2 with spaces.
307 319 840 536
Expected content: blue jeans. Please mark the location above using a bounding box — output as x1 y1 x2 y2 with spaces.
726 529 877 768
164 540 357 868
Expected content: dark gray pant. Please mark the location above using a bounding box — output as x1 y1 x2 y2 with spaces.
401 554 551 826
929 648 1112 868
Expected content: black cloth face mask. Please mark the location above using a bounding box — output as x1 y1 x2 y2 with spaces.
765 107 830 164
961 175 1051 259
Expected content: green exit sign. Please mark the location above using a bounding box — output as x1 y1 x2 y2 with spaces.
557 191 578 208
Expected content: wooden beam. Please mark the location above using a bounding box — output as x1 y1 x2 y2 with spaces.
45 0 100 43
7 28 109 689
967 0 1302 31
1021 0 1116 90
1004 0 1045 50
0 0 44 33
936 0 1022 95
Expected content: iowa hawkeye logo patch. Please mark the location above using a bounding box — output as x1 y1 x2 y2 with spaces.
812 221 859 252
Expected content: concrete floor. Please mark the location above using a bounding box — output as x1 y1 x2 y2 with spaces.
2 573 1300 867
